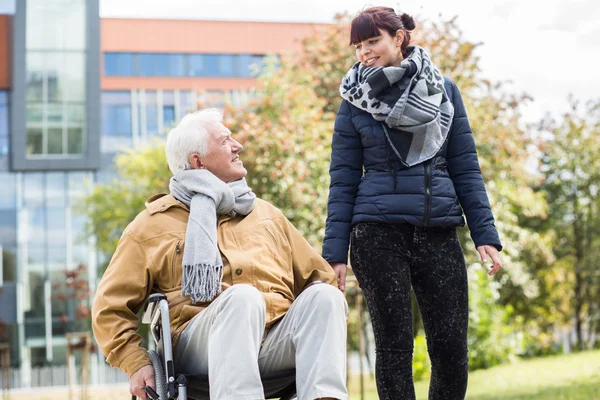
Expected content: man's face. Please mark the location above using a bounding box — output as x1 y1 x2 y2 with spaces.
198 121 246 183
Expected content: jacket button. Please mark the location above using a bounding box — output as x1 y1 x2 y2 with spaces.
235 268 243 276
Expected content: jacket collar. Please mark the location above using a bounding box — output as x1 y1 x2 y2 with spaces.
145 194 189 215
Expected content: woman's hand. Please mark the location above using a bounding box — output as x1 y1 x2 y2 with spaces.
330 263 348 292
477 245 502 276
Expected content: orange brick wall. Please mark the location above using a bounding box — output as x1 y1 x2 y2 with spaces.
0 15 11 89
101 18 330 90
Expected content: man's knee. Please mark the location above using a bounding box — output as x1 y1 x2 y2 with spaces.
302 283 347 313
221 284 266 314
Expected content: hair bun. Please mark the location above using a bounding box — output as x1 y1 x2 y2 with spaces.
400 13 416 30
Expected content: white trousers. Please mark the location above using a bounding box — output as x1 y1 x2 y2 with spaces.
175 283 348 400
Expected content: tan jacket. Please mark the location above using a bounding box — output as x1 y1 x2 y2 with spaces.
92 194 336 377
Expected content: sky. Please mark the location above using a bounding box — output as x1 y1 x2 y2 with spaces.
3 0 600 123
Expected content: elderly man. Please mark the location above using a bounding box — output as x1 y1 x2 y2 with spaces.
92 109 348 400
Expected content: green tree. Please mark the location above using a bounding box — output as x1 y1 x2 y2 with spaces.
538 98 600 350
80 143 170 260
223 59 334 246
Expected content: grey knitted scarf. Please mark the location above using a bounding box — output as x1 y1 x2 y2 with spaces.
340 45 454 167
169 170 256 303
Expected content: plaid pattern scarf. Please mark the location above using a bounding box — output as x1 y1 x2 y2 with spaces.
340 46 454 167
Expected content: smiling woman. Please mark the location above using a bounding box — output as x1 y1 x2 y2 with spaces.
322 5 503 400
350 7 415 66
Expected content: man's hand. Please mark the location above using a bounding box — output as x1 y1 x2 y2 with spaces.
330 263 348 292
130 365 155 400
477 245 502 276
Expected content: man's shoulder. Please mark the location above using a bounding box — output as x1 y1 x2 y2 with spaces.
253 198 285 219
123 194 188 242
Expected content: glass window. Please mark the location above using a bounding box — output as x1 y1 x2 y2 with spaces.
95 168 116 185
0 137 8 157
23 173 45 208
163 106 175 128
27 208 46 248
47 127 63 154
162 90 175 105
217 55 235 77
63 53 86 102
102 105 131 137
115 106 132 136
0 210 17 248
46 173 66 207
26 127 43 156
146 104 158 135
71 212 88 243
1 246 17 283
105 53 135 76
46 103 63 123
169 54 185 76
68 172 90 199
0 97 7 160
139 53 153 77
238 54 265 78
189 54 204 76
49 269 70 319
102 91 131 104
25 320 46 342
26 51 86 156
153 54 169 76
0 173 16 209
67 127 84 154
203 55 219 77
47 208 67 257
179 91 198 115
26 0 86 51
101 92 133 152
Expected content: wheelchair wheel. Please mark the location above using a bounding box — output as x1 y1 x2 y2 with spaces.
148 350 168 399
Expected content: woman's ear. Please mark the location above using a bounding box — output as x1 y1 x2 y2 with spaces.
189 153 205 169
396 29 405 47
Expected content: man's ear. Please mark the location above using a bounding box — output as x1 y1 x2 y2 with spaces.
189 153 205 169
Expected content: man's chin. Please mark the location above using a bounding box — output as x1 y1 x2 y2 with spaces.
234 167 248 180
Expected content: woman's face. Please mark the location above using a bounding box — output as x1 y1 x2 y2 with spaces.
354 28 403 68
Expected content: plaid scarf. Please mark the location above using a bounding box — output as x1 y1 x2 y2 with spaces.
340 46 454 167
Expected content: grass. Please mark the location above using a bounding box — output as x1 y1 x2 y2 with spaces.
8 350 600 399
348 349 600 399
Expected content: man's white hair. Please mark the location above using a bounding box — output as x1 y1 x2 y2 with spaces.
165 108 223 174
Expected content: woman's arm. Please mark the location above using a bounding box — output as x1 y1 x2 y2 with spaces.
446 80 503 254
322 100 364 265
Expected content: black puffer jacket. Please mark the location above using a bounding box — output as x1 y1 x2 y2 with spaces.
322 77 502 264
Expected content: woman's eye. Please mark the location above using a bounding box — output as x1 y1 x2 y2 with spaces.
355 45 362 50
369 39 378 44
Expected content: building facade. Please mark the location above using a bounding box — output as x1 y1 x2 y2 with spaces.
0 0 327 387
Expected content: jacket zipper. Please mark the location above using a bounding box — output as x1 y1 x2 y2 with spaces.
424 161 432 227
171 240 181 283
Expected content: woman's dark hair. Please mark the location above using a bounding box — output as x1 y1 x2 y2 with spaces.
350 6 416 58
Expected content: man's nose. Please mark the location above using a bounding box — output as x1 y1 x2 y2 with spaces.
232 139 243 152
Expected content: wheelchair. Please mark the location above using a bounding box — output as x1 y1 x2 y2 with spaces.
133 293 297 400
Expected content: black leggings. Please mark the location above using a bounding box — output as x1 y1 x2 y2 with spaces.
351 222 469 400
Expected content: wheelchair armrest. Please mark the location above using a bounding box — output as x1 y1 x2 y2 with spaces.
142 293 168 325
